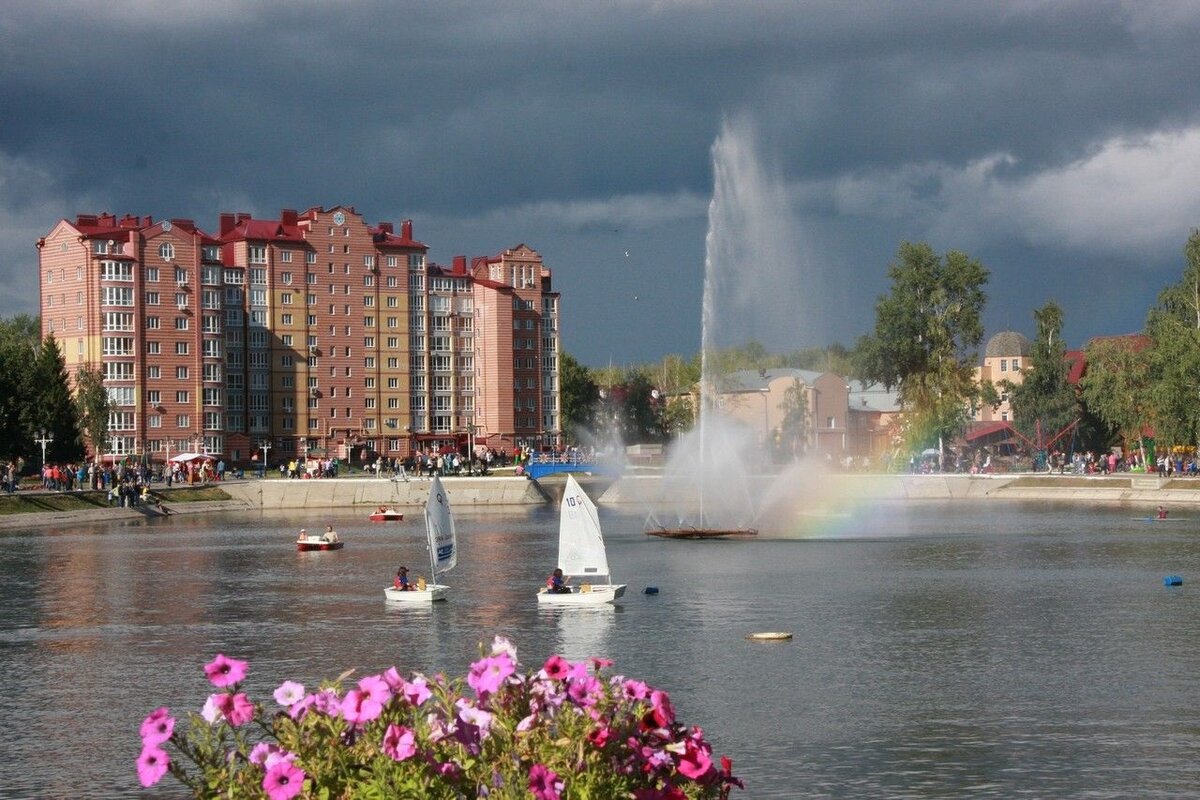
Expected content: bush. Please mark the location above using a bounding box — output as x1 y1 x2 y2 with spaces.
137 636 743 798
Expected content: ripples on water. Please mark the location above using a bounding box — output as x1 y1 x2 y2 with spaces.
1 499 1199 797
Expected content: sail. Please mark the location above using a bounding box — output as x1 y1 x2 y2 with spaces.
558 474 610 579
425 476 457 579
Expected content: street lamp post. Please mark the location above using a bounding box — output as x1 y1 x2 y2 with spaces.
259 441 271 478
35 429 53 471
467 424 476 475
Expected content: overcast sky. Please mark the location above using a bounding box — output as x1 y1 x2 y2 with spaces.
4 1 1200 367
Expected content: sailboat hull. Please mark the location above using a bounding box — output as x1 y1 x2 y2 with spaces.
537 584 626 605
384 584 449 603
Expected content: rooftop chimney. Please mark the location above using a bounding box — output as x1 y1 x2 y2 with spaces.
452 255 466 274
401 219 413 240
280 209 298 226
218 213 235 236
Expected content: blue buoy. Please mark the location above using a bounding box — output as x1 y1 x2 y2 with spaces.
644 586 659 595
1164 575 1183 587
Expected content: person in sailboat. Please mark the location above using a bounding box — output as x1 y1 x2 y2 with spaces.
394 566 412 591
546 567 572 594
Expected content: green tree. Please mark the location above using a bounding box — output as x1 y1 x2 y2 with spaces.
31 334 85 463
74 363 113 461
778 378 810 458
0 315 43 461
1143 230 1200 448
1006 301 1078 447
1078 336 1152 458
854 242 989 456
559 352 598 444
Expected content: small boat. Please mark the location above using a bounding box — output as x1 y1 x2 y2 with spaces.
384 476 456 603
646 527 758 540
746 631 793 641
538 474 626 605
369 507 405 522
296 529 343 551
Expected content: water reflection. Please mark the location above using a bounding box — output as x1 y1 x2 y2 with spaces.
538 604 618 663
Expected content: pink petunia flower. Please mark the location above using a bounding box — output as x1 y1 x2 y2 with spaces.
456 699 495 738
528 763 564 800
589 656 614 671
139 707 175 746
381 666 405 691
587 725 612 748
650 690 675 728
676 738 714 780
288 693 315 721
214 692 256 727
403 675 432 706
136 744 169 787
249 742 279 766
567 675 602 707
312 689 342 717
262 761 306 800
341 688 383 725
273 680 305 707
203 653 248 688
382 723 417 761
468 652 516 696
541 655 570 681
357 674 392 705
622 678 650 701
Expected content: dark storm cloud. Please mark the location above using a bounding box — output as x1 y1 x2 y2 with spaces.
4 1 1200 363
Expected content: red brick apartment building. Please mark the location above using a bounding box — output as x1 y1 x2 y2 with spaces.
36 207 561 466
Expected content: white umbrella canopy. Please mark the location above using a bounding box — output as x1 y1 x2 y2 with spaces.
168 452 217 462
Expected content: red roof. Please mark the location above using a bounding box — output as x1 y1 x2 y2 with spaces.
964 420 1015 442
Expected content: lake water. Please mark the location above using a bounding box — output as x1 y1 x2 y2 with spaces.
1 496 1199 798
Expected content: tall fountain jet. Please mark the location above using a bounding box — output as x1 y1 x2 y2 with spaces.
647 117 810 538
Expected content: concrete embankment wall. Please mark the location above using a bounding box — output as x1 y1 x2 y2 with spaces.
219 476 549 510
598 472 1200 507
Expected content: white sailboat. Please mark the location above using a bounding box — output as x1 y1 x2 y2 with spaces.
538 474 626 605
384 475 456 603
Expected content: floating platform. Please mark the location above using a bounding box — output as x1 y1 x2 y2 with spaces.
645 527 758 540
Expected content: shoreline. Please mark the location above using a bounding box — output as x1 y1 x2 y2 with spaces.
1 471 1196 530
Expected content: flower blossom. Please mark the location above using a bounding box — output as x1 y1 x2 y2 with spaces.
403 675 432 706
249 742 294 767
675 737 714 780
139 707 175 746
357 674 392 705
136 744 170 787
541 655 570 681
382 723 417 762
200 695 222 725
341 687 383 725
203 653 248 688
211 692 256 726
490 634 518 661
456 699 495 738
528 763 564 800
262 760 306 800
273 681 305 707
468 651 516 696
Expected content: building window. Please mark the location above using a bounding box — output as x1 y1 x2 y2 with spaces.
1011 358 1021 371
999 359 1007 372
